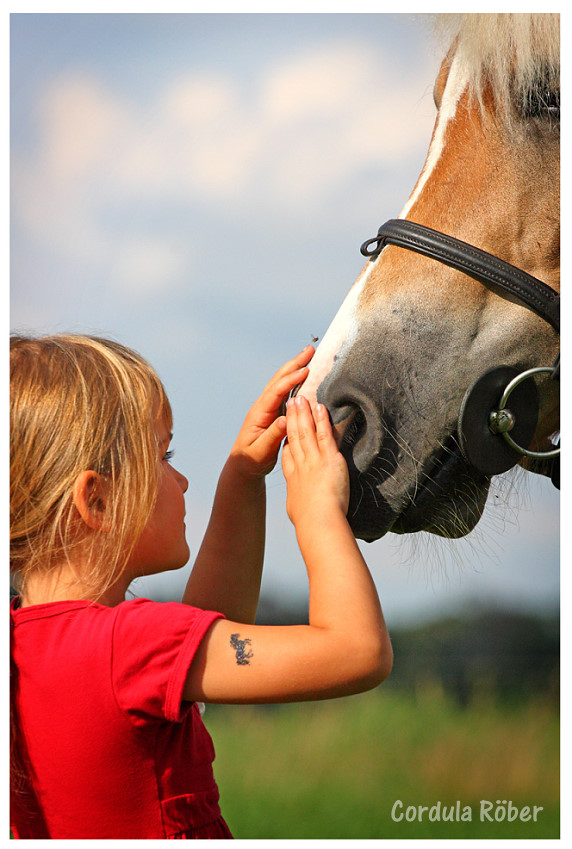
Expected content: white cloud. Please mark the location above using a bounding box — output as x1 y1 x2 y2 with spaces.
11 36 436 296
262 44 377 123
40 74 127 182
110 237 191 296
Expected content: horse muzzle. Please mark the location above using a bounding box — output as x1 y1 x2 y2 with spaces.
362 219 561 491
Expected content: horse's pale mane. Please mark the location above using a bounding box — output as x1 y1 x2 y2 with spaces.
434 13 560 114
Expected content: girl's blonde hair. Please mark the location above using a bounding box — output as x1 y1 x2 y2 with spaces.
10 334 172 600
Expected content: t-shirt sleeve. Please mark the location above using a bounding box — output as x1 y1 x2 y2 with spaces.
111 598 224 724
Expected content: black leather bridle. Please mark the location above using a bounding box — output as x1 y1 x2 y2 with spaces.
360 218 560 488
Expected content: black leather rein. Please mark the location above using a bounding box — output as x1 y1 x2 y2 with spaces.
361 218 560 333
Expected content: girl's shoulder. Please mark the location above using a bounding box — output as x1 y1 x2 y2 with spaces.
11 596 223 665
12 596 224 725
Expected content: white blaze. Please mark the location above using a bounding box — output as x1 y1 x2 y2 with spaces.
299 260 374 407
399 52 469 219
300 53 469 408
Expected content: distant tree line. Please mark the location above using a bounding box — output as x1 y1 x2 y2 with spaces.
255 596 559 707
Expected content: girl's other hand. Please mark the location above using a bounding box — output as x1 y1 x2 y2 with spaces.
281 395 350 528
229 345 314 479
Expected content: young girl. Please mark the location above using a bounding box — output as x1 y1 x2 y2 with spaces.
10 333 392 839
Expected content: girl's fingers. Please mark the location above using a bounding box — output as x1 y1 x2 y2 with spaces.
265 346 314 392
249 415 287 465
249 347 314 423
281 441 294 477
314 403 337 452
286 395 319 462
270 366 309 404
276 345 315 378
248 364 309 424
285 399 303 462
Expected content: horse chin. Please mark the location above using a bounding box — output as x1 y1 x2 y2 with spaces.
344 434 491 542
392 450 491 539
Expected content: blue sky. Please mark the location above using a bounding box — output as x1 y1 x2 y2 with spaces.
10 12 559 626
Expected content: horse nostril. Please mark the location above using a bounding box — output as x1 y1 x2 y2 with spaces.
347 408 382 473
342 408 366 448
325 396 383 474
328 405 357 447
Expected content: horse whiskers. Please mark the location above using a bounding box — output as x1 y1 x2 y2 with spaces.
404 468 529 577
350 480 365 519
394 431 423 493
366 428 424 507
365 478 381 510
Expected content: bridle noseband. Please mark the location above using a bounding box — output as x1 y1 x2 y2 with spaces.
360 218 560 488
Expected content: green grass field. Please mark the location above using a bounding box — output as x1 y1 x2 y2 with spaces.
204 686 559 839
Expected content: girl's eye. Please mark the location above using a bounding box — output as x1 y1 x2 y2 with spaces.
163 449 175 462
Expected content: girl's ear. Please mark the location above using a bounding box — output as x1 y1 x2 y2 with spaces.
72 471 109 530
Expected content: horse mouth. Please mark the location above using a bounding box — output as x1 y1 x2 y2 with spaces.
392 433 491 538
342 424 491 541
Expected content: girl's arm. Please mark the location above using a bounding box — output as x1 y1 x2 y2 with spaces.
183 396 392 704
182 347 314 623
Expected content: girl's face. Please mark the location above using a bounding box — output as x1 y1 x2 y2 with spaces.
126 416 190 579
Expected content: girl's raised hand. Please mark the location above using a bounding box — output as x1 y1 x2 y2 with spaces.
229 345 315 478
281 395 350 527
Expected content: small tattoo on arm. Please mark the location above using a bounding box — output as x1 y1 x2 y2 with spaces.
230 633 253 666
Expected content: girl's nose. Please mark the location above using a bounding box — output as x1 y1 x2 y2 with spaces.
174 467 189 493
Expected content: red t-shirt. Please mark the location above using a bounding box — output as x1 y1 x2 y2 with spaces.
10 597 232 839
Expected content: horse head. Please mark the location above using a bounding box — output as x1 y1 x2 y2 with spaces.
299 14 560 542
